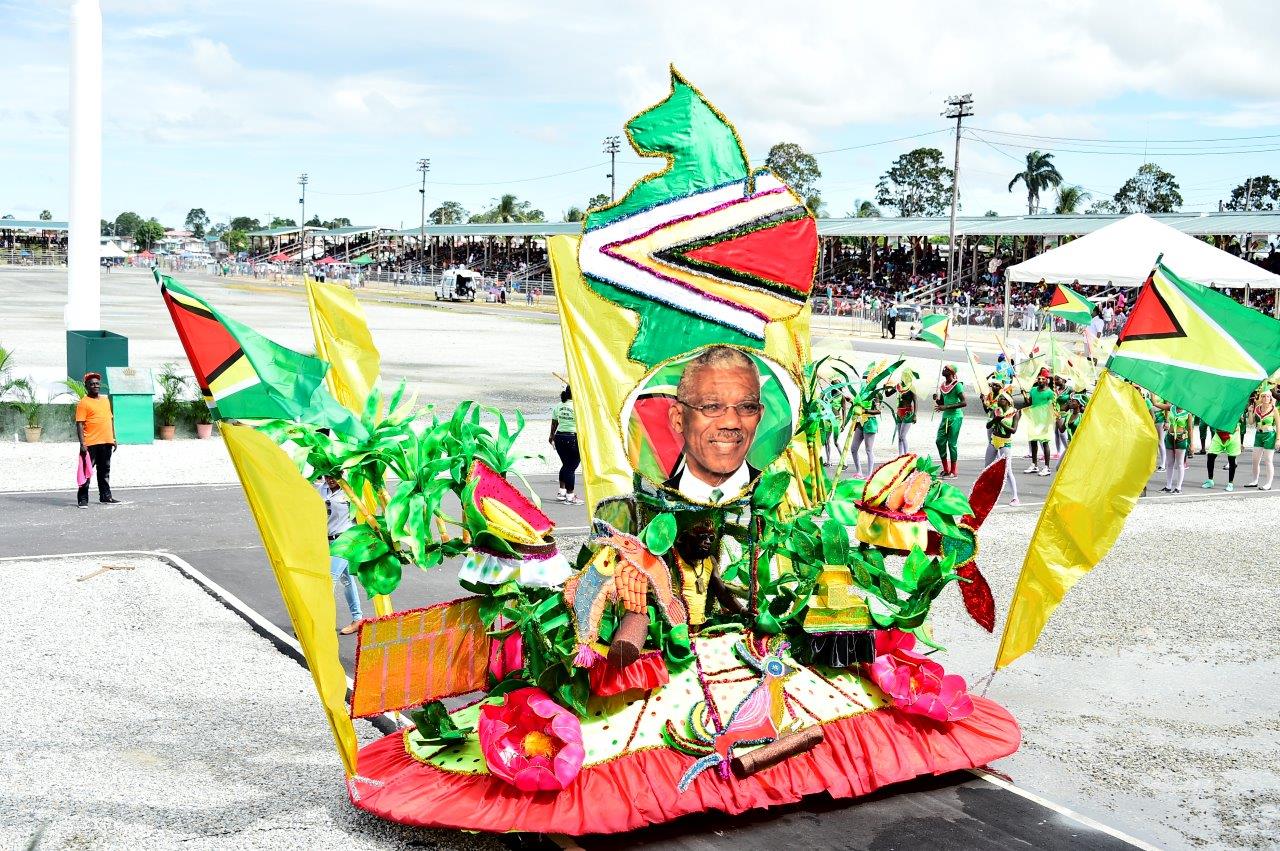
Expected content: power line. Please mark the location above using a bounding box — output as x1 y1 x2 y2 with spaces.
811 128 950 156
968 125 1280 145
967 130 1280 157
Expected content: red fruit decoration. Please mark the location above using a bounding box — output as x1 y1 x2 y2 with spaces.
926 457 1006 632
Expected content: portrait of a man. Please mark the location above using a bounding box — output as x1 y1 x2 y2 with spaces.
663 346 764 503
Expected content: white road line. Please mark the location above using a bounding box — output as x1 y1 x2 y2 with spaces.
969 768 1161 850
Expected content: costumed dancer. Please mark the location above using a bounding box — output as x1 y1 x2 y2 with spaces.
932 364 964 479
883 368 918 455
1150 392 1167 473
1246 385 1276 490
1020 368 1054 477
983 376 1020 505
846 379 880 478
1203 416 1245 492
1052 375 1071 461
1159 402 1192 493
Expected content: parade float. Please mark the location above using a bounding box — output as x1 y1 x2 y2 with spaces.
158 68 1022 835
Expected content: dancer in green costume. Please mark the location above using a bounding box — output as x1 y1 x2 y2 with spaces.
1020 369 1055 477
1246 385 1276 490
932 364 965 479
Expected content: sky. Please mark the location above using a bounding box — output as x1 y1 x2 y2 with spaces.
4 0 1280 229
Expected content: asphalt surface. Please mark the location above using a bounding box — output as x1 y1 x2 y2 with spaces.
4 459 1213 848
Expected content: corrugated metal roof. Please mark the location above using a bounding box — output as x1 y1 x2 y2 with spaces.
321 225 381 236
388 212 1280 240
0 219 68 231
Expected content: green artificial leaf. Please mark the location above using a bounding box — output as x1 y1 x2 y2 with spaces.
928 481 973 517
820 516 849 565
555 675 590 717
924 506 963 540
331 523 389 563
786 528 818 564
355 551 403 596
852 561 873 589
902 546 931 585
408 699 471 745
472 530 519 559
752 471 792 510
908 626 948 653
878 573 898 603
642 513 678 555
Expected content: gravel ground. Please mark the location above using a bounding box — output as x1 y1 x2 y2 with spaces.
0 554 504 851
943 500 1280 850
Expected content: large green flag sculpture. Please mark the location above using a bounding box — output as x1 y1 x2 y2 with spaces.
1107 260 1280 431
157 271 367 439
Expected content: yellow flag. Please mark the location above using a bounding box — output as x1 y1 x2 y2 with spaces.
548 235 810 510
995 371 1156 669
305 280 380 414
222 424 359 775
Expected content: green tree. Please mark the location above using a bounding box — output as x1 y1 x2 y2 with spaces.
114 211 144 236
1054 184 1091 214
269 216 297 228
430 201 468 224
305 215 323 227
39 209 53 221
1007 150 1063 215
563 206 585 223
470 194 544 223
804 194 826 217
765 142 821 201
133 218 165 249
586 193 611 210
100 219 114 236
229 216 260 232
874 148 953 217
323 217 352 229
984 210 999 217
850 199 881 218
1113 163 1182 213
184 207 210 238
208 222 228 237
223 229 248 253
1085 199 1117 214
1226 175 1280 211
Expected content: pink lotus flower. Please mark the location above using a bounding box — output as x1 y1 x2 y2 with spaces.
488 630 525 681
478 687 585 792
867 630 974 722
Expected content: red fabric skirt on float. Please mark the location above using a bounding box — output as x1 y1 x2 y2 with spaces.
349 696 1019 835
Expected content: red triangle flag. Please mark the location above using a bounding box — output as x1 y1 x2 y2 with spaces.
681 217 816 295
1118 275 1183 343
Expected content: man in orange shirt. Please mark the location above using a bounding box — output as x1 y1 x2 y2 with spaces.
76 372 120 507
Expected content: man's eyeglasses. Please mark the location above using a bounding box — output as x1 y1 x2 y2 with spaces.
678 399 763 418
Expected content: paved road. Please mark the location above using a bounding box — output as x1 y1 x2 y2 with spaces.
8 455 1248 849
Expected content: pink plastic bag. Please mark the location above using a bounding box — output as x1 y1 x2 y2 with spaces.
76 451 93 487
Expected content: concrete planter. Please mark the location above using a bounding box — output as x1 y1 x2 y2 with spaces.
24 426 42 443
158 424 177 440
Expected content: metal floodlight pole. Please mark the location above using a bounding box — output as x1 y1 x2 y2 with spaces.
942 94 973 310
418 158 430 271
297 173 308 271
603 135 621 201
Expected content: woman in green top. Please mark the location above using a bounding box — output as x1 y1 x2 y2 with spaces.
1021 369 1055 477
1202 416 1244 492
549 386 583 505
1159 403 1192 494
1246 386 1276 490
932 364 965 479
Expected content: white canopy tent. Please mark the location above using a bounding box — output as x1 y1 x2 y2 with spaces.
99 240 127 259
1003 213 1280 327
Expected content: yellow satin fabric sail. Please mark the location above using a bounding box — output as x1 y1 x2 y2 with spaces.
548 235 810 510
305 280 380 414
995 371 1155 669
222 424 359 775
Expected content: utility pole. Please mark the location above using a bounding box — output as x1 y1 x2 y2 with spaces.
297 173 308 268
418 158 430 271
943 95 973 304
603 135 621 201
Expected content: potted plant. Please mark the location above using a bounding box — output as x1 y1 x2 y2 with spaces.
189 395 214 439
155 363 187 440
7 378 43 442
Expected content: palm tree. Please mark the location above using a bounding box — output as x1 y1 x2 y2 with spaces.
851 199 881 218
493 193 521 223
1007 151 1063 215
1054 184 1091 214
563 206 585 223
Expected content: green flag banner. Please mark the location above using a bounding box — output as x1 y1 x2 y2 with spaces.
1107 261 1280 432
1046 283 1095 326
918 313 950 349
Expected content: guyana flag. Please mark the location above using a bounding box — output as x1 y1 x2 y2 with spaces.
918 313 950 348
1107 260 1280 432
1046 283 1094 326
157 272 366 438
